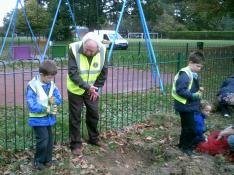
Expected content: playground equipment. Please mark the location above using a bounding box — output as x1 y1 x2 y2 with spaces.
0 0 42 60
41 0 80 62
50 44 68 59
106 0 165 94
42 0 165 94
0 0 79 61
0 0 164 93
12 45 34 60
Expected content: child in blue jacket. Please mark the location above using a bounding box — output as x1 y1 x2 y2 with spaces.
26 60 62 170
194 100 212 144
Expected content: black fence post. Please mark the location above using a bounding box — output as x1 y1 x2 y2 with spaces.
138 41 141 56
197 42 204 50
185 43 189 59
176 52 182 72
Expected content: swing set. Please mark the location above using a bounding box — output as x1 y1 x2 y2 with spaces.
0 0 164 94
0 0 79 60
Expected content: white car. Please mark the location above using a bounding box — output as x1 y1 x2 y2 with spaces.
94 30 128 50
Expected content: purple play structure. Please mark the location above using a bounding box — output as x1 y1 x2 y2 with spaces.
12 45 34 60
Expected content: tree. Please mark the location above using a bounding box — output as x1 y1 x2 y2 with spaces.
13 0 50 36
171 0 234 30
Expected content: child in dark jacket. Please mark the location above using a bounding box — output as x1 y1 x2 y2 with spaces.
217 76 234 117
194 100 212 144
26 60 62 170
172 51 205 156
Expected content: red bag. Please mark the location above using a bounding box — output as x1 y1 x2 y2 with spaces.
196 131 230 155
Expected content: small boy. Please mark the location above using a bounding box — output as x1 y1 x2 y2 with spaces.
172 51 205 156
194 100 212 144
26 60 62 170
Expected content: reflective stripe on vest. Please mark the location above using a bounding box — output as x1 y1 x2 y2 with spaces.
67 41 106 95
171 66 193 104
28 75 55 117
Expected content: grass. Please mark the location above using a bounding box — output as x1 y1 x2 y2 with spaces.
0 89 171 151
128 38 234 47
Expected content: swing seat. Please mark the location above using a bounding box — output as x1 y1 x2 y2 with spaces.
12 45 34 60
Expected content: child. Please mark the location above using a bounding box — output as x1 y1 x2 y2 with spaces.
26 60 62 170
194 100 212 144
172 51 205 156
217 76 234 117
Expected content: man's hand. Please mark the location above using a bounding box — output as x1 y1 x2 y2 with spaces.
90 91 99 102
88 85 98 94
217 126 233 140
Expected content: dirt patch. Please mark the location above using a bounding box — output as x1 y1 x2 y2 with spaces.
86 144 155 175
83 143 225 175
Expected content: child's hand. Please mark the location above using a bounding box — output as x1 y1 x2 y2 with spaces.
204 134 208 142
199 87 204 92
47 105 57 115
49 96 55 105
52 105 58 114
192 91 202 100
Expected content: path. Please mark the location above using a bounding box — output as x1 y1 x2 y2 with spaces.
0 67 173 105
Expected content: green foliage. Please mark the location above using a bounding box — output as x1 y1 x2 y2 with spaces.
155 13 187 32
16 0 50 35
2 0 234 39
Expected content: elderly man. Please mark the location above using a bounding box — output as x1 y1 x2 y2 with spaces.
67 32 108 155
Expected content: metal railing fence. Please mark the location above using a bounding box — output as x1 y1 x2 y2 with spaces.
0 43 233 151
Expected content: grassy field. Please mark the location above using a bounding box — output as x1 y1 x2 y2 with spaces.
128 39 234 47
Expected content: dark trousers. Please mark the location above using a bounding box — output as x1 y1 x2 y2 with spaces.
179 112 197 150
33 126 53 164
68 90 99 150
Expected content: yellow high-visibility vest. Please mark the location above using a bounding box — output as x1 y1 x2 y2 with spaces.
28 75 55 117
172 66 193 104
67 41 106 95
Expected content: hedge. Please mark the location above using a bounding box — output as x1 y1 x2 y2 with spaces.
166 31 234 40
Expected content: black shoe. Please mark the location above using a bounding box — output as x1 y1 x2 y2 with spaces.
71 146 83 155
44 160 59 167
181 148 201 156
182 149 193 156
34 161 45 170
180 148 193 156
88 140 107 149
